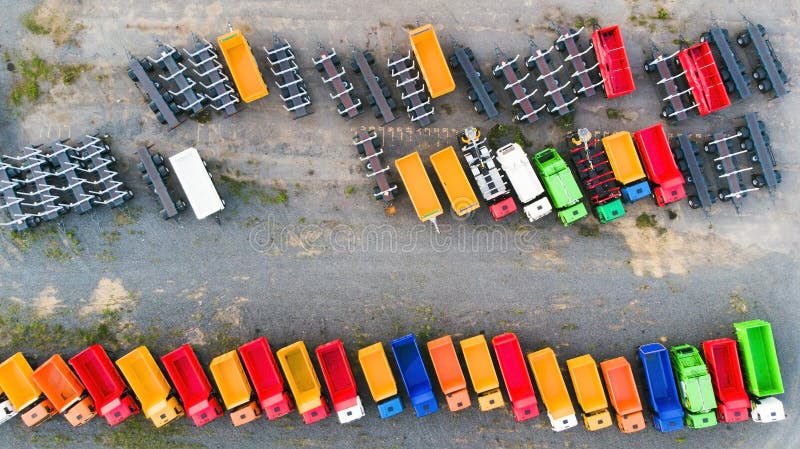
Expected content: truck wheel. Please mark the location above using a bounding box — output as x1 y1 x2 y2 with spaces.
350 60 360 73
724 80 735 93
169 103 181 115
688 196 701 209
774 170 782 184
489 92 499 105
699 32 711 43
141 59 153 71
156 113 167 124
492 66 503 78
137 161 146 173
714 162 724 173
175 200 187 212
448 56 459 69
750 153 759 163
149 101 159 113
467 89 478 101
381 86 391 98
757 80 772 92
736 33 751 46
737 126 750 139
525 58 536 70
752 175 766 187
753 66 767 80
703 142 716 154
365 52 375 65
718 189 731 201
373 185 383 200
157 165 170 178
172 51 184 62
474 101 485 114
643 60 656 73
373 106 382 118
482 81 494 94
162 92 174 104
661 105 674 119
386 98 397 110
719 68 731 81
142 173 152 184
331 54 341 66
314 62 324 72
572 84 583 96
555 40 567 52
367 94 376 106
152 153 164 165
678 160 688 172
356 143 366 157
740 139 754 151
127 68 138 81
685 174 694 184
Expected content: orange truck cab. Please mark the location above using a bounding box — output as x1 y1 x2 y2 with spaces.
116 346 184 428
567 354 613 431
358 342 404 418
210 350 262 426
427 336 471 412
460 335 504 411
276 341 330 424
600 356 646 433
0 353 57 426
409 24 456 98
31 354 96 426
528 348 577 431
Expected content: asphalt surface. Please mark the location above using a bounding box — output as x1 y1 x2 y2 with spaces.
0 0 798 448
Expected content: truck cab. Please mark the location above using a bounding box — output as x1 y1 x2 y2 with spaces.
702 338 750 423
460 335 504 411
358 342 404 418
495 143 553 222
669 344 718 428
734 319 785 422
238 337 294 420
69 345 140 426
600 356 645 433
602 132 652 203
161 344 223 427
116 346 184 428
210 350 262 426
528 347 576 431
492 333 539 422
276 341 330 424
0 353 57 427
566 354 612 430
391 334 439 417
637 343 684 432
31 354 96 426
315 339 365 424
427 335 471 412
533 148 588 225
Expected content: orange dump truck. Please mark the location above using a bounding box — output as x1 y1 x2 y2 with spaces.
600 356 645 433
602 131 652 203
276 341 330 424
409 24 456 98
116 346 184 428
217 29 268 103
210 350 261 426
358 342 404 418
528 348 577 431
395 152 443 229
460 335 504 411
430 146 480 217
0 353 57 426
30 354 96 426
427 335 471 412
566 354 613 431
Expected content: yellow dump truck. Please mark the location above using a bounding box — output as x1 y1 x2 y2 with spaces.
210 351 261 426
430 146 480 216
116 346 184 428
566 354 613 431
395 152 443 229
217 29 268 103
409 24 456 98
358 342 404 418
528 347 578 432
276 341 330 424
0 353 57 426
460 335 504 411
602 131 652 203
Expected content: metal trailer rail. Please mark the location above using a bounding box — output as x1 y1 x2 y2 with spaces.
553 25 602 98
458 128 516 221
0 163 39 231
568 136 621 206
644 44 690 121
706 132 756 211
387 51 434 127
72 136 133 207
675 134 715 211
738 18 789 98
492 51 545 124
701 24 751 100
183 34 239 116
10 146 66 222
266 36 312 119
313 47 362 119
526 41 576 116
47 141 94 214
127 55 183 129
352 49 397 124
149 42 205 115
741 112 781 192
353 130 398 207
449 47 499 118
136 146 185 219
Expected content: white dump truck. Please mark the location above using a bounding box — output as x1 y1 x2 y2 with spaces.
495 143 552 222
168 147 224 219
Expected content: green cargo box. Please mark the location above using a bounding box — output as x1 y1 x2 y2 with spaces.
734 320 783 397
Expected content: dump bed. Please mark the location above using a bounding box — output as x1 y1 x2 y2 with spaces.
217 29 268 103
430 146 479 216
602 132 646 185
495 143 547 205
315 339 364 423
427 336 470 412
409 24 455 98
161 344 222 426
210 351 253 410
734 320 783 397
638 343 684 431
0 353 41 412
391 334 438 417
702 338 750 423
358 342 403 418
633 124 685 206
116 346 183 427
566 354 612 430
69 345 139 426
600 357 645 433
528 348 576 431
169 147 224 220
31 354 86 413
276 341 329 424
678 42 731 115
591 25 635 98
460 335 504 411
395 152 443 223
238 337 293 420
492 333 538 422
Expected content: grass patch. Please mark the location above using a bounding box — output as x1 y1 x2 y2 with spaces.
440 103 453 115
190 108 212 124
19 5 84 47
574 16 599 29
44 230 81 262
578 224 600 237
730 293 748 315
486 124 531 149
344 185 356 195
606 108 622 120
21 10 50 35
257 188 287 205
8 54 92 106
94 414 201 449
655 7 670 20
562 323 579 331
60 64 93 85
95 249 116 262
221 175 287 205
554 113 575 131
101 230 121 245
111 208 140 227
402 23 415 30
635 213 658 229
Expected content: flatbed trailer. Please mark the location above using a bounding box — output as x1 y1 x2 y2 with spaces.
313 47 362 118
492 333 539 422
0 353 57 427
458 127 517 221
669 344 718 428
601 132 651 203
149 42 205 115
495 143 553 222
210 350 261 426
734 320 785 422
69 345 139 426
678 42 731 116
217 29 268 103
183 34 239 116
566 354 612 431
0 162 40 231
449 46 499 118
10 146 66 222
136 146 185 219
409 24 456 98
526 41 576 116
704 132 754 211
493 50 544 123
31 354 95 426
161 344 223 427
674 134 716 210
430 146 480 217
644 44 690 121
388 51 434 127
638 343 684 432
702 338 750 423
276 341 330 424
600 357 645 433
553 25 602 97
265 36 311 119
352 49 397 123
358 342 404 418
528 347 576 431
391 334 438 417
740 112 781 192
460 335 504 411
127 55 183 128
533 147 588 226
353 130 398 213
427 335 470 412
315 339 364 424
737 18 790 97
701 24 752 99
591 25 636 98
169 147 224 219
46 141 93 214
633 124 686 206
394 151 442 229
116 346 184 428
567 130 624 223
238 337 293 420
72 135 133 207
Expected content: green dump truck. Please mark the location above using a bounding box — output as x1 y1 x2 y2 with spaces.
533 148 588 226
734 319 785 422
669 344 717 429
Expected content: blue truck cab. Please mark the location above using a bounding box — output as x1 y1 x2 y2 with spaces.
391 334 439 417
638 343 684 432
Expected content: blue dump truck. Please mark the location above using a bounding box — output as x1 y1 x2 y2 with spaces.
638 344 684 432
391 335 439 417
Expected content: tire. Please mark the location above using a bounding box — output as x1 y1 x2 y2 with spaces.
169 103 180 115
703 143 716 154
156 113 166 124
175 200 187 212
149 101 159 113
350 60 360 73
474 101 485 114
688 196 701 209
373 106 381 118
356 144 366 157
141 60 153 71
162 92 174 103
482 81 494 94
661 105 674 119
724 80 735 94
525 59 536 70
172 51 184 62
365 52 375 65
465 47 475 61
644 60 655 73
678 160 688 172
331 54 341 66
719 68 730 81
718 189 731 201
757 80 772 92
367 94 376 106
774 170 782 184
736 33 751 46
467 89 478 102
127 69 138 81
492 67 503 78
142 173 152 184
489 92 499 104
753 66 767 80
572 84 582 96
752 175 765 187
555 40 566 52
740 139 754 151
386 98 397 110
737 126 750 139
315 62 324 72
700 33 711 43
157 165 170 178
137 161 146 173
714 162 724 173
750 153 759 163
381 86 391 98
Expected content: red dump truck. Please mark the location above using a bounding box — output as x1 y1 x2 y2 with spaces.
492 333 539 422
702 338 750 423
69 345 140 426
161 344 223 427
592 25 635 98
31 354 96 426
678 42 731 116
633 124 686 206
238 337 294 420
316 339 364 424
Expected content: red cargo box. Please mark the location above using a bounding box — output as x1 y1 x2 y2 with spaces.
238 337 294 420
592 25 636 98
161 344 223 427
702 338 750 423
491 333 539 421
315 339 365 424
633 124 686 206
69 345 139 426
678 42 731 116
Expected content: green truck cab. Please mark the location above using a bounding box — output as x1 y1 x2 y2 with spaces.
533 148 588 226
734 319 785 422
669 344 717 428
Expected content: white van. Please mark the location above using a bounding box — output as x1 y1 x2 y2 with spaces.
495 143 552 221
169 147 224 219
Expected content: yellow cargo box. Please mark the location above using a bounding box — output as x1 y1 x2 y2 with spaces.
602 131 646 185
409 24 456 98
217 29 268 103
460 335 504 411
116 346 184 428
430 146 480 216
395 152 443 225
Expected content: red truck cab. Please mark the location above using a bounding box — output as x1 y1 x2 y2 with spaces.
702 338 750 423
69 345 139 426
238 337 294 420
633 124 686 206
161 344 223 426
316 339 365 424
592 25 636 98
491 333 539 421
